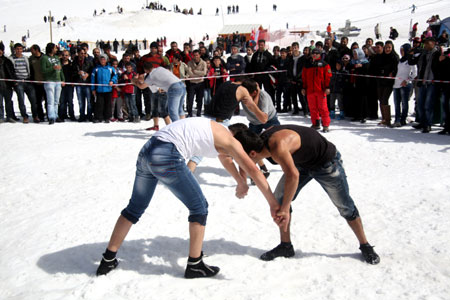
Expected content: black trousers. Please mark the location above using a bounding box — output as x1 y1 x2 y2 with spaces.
95 92 112 121
187 82 205 117
34 83 47 120
290 83 309 114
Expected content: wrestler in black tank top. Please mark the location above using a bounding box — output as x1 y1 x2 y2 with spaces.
205 81 240 120
260 125 337 170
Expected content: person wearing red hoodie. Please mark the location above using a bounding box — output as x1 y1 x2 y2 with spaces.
301 48 332 132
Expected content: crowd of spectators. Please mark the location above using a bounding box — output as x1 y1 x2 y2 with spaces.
0 17 449 135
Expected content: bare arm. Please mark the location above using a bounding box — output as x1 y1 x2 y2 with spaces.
237 86 268 124
132 76 148 89
218 154 249 198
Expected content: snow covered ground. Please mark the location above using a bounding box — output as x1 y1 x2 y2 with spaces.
1 0 450 299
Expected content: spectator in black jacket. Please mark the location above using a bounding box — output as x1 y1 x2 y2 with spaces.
72 48 94 121
249 39 275 105
287 43 309 115
0 43 16 123
226 44 246 78
274 48 290 112
409 37 441 133
58 50 75 121
435 48 450 134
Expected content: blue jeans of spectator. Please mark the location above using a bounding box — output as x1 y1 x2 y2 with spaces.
167 81 186 121
418 83 436 127
273 151 359 221
0 87 14 120
121 137 209 225
76 85 92 120
124 93 138 118
393 84 411 123
249 115 281 134
204 87 212 107
59 85 74 119
151 91 169 118
14 82 37 118
44 82 62 121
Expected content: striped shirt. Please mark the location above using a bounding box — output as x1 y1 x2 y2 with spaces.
12 56 29 79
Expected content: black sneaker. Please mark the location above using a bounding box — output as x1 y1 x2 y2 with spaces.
359 243 380 265
96 257 119 276
184 258 220 279
260 243 295 261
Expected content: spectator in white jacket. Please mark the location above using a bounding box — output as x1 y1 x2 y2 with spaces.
392 43 417 127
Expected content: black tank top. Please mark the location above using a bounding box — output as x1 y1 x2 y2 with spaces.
205 81 240 120
260 125 337 170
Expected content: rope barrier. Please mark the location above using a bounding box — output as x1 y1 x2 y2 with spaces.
1 69 449 86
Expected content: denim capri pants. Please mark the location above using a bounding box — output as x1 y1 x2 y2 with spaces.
121 137 209 225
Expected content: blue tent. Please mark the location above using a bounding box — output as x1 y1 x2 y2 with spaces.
438 17 450 36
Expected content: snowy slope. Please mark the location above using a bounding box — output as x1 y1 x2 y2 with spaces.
1 0 450 299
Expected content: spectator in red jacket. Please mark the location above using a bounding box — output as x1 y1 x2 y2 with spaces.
208 56 228 96
165 41 182 63
301 48 332 132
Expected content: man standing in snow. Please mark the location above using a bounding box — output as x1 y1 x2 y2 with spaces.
233 125 380 265
96 118 283 278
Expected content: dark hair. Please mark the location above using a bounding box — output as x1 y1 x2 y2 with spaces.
291 42 299 48
143 61 154 71
366 38 373 44
110 58 118 65
385 40 394 47
233 130 265 154
258 39 265 44
124 62 132 67
102 44 111 50
280 48 287 53
228 123 249 135
341 36 349 42
173 53 182 60
212 55 221 61
375 41 384 47
192 49 200 54
273 45 280 52
241 78 258 94
14 43 24 49
31 44 40 52
122 52 130 57
315 41 323 48
80 43 89 49
45 43 56 55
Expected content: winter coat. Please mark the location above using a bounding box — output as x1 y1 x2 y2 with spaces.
393 60 417 88
187 59 207 84
169 62 188 80
0 56 17 90
165 49 182 63
208 65 228 92
40 54 65 82
302 58 332 94
61 61 74 83
120 71 136 94
274 57 289 84
226 54 246 75
288 55 308 84
72 55 94 83
250 50 275 72
408 46 440 85
29 54 44 81
91 64 117 93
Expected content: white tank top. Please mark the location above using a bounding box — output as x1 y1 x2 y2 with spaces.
153 118 219 159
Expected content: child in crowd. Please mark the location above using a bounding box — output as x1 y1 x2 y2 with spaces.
121 62 140 123
110 59 124 122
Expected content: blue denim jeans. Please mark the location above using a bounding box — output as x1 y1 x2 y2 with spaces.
418 83 436 127
121 137 209 225
393 84 411 123
150 91 169 118
44 82 62 121
204 88 212 106
249 115 281 134
76 85 92 120
124 93 138 118
167 81 186 121
274 151 359 221
13 82 37 118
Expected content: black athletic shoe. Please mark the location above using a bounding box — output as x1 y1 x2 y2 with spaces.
260 243 295 261
359 243 380 265
184 259 220 279
96 257 119 276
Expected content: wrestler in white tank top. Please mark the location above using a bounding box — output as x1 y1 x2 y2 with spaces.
153 118 219 159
